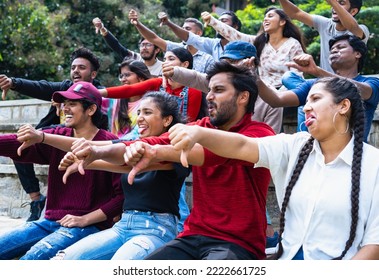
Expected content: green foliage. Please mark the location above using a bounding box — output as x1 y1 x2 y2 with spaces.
0 0 378 101
236 4 273 35
0 0 68 79
236 1 379 74
356 7 379 74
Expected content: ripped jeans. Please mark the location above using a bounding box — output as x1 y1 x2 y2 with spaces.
0 218 100 260
57 210 178 260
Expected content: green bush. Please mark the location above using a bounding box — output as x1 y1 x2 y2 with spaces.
0 0 378 101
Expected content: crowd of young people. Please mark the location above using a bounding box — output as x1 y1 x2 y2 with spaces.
0 0 378 260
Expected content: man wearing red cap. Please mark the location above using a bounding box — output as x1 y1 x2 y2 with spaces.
0 82 123 260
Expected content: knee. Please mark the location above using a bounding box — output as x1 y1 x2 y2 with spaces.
20 240 57 260
112 236 164 260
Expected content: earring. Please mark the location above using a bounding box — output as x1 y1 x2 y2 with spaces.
332 112 350 134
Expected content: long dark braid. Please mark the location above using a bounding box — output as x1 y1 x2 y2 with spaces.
270 77 365 260
332 80 365 260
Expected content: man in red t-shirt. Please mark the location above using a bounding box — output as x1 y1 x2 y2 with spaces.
61 61 275 259
123 61 276 260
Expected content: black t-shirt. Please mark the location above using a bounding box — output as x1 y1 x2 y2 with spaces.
121 163 190 218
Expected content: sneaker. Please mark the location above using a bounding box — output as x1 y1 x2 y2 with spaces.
22 195 46 222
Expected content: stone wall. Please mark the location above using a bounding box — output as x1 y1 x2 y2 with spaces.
0 99 50 218
1 98 379 221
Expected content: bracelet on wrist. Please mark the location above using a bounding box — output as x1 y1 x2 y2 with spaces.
40 132 45 143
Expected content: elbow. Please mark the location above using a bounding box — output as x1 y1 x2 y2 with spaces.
99 89 108 97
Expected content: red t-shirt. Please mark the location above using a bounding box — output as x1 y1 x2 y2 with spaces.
139 114 275 259
106 77 203 122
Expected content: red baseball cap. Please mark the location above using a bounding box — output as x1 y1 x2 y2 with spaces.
52 82 102 109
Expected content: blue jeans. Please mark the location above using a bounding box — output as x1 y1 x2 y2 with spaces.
59 210 178 260
282 71 307 132
0 218 100 260
178 182 190 233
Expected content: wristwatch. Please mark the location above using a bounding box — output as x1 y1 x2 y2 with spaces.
10 77 17 89
100 27 108 36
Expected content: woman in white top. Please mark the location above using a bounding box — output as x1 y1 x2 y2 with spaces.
167 77 379 260
202 7 307 89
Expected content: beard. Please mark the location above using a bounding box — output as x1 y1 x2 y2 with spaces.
209 97 238 128
141 51 156 61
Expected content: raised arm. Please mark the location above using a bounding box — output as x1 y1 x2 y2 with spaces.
201 12 255 44
277 0 314 27
128 9 168 51
326 0 367 40
156 11 190 42
92 17 134 60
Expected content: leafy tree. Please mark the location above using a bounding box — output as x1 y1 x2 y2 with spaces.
0 1 68 81
236 1 379 74
356 7 379 74
0 0 378 101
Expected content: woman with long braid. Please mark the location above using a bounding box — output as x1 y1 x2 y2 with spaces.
166 77 379 259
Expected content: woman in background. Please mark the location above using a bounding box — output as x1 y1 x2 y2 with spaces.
109 59 151 140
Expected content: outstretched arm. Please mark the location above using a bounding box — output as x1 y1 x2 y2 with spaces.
58 151 174 184
286 54 374 100
326 0 367 40
201 11 255 43
123 140 204 184
16 124 113 156
71 140 127 167
277 0 314 27
256 76 300 108
99 77 161 98
162 63 208 92
128 9 168 51
0 74 12 100
16 124 77 155
168 124 259 165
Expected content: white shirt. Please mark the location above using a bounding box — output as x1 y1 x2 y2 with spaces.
256 132 379 259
